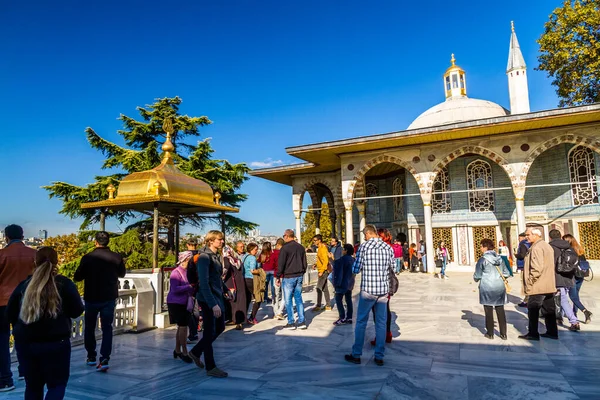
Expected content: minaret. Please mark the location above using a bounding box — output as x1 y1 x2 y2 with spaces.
443 54 467 100
507 21 530 114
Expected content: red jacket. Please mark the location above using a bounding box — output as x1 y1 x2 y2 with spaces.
0 241 36 306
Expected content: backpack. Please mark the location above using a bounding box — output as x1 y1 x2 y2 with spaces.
556 248 579 274
574 255 591 279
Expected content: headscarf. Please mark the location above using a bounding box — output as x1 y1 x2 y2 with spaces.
223 245 242 270
177 251 193 267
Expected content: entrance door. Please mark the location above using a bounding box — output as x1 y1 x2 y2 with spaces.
473 226 497 260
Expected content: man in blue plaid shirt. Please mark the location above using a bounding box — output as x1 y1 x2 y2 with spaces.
345 224 394 366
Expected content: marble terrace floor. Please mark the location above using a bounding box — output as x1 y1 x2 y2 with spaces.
7 271 600 399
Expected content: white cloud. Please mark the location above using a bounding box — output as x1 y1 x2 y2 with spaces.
249 158 285 168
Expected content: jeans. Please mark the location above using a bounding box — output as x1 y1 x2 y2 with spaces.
558 287 578 324
191 302 225 371
371 298 392 333
283 276 305 325
394 258 402 274
440 257 447 276
352 291 388 360
84 300 115 360
264 271 275 301
16 339 71 400
527 293 558 337
335 290 353 320
316 272 330 307
483 305 506 336
422 255 427 272
0 306 13 386
569 278 586 316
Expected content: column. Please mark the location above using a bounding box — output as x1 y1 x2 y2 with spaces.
99 210 106 231
345 205 354 245
515 197 526 234
314 211 321 234
295 211 302 243
335 214 343 242
152 203 159 272
356 201 366 243
423 203 435 273
174 212 180 262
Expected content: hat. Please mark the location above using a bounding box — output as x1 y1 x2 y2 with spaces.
177 251 193 266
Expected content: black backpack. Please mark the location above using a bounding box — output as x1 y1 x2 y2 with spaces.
556 248 579 274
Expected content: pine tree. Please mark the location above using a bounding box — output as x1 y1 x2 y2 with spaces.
44 97 257 241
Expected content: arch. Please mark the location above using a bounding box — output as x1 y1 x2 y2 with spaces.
430 145 517 193
466 159 494 212
348 155 422 200
298 176 343 212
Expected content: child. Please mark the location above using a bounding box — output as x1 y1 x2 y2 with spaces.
409 243 419 273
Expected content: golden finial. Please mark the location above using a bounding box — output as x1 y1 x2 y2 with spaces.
450 53 456 66
511 21 515 32
161 118 175 157
107 184 116 200
153 181 163 196
214 192 222 205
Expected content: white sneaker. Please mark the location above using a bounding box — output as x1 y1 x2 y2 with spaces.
443 275 449 280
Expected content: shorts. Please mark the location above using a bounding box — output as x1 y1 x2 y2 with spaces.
167 303 190 327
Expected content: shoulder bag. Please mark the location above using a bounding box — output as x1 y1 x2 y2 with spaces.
493 264 511 293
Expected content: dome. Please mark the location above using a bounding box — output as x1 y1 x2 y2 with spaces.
408 97 509 130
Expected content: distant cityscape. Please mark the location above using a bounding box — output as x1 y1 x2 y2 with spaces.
0 229 48 249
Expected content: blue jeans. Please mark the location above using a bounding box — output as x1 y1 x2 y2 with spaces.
440 257 447 276
394 258 402 273
84 300 115 361
422 255 427 272
352 291 388 360
0 306 13 386
569 278 586 316
283 276 305 325
16 339 70 400
264 271 275 301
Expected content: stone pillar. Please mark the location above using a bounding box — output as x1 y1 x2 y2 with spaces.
515 198 526 234
295 211 302 243
99 210 106 231
356 202 366 243
423 202 435 273
345 205 354 245
314 211 321 235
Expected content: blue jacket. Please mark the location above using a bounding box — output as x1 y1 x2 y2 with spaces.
332 255 355 294
473 251 510 306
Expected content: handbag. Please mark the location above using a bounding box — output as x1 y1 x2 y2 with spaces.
388 265 399 295
494 264 511 293
176 268 196 312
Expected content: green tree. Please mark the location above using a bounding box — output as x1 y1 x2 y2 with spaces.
43 234 80 265
43 97 257 243
537 0 600 107
301 203 332 248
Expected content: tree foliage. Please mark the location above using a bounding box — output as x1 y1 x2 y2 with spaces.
301 203 333 248
537 0 600 107
43 97 257 236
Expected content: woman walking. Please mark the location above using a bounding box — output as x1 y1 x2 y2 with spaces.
258 242 276 304
497 240 513 277
563 234 593 324
332 244 355 325
473 239 511 340
435 241 449 279
167 251 195 363
6 247 84 399
242 243 261 324
223 246 248 330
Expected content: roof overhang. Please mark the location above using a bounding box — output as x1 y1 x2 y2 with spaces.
81 195 238 215
250 104 600 186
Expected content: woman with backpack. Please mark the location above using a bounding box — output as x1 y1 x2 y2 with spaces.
563 234 593 324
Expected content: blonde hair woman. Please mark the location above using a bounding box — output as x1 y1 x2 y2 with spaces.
6 247 84 399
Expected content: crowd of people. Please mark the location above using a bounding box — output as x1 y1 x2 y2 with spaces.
0 222 595 397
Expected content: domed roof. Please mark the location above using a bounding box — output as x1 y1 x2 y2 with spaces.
408 97 509 130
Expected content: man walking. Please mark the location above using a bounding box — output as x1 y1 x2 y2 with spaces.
312 234 332 312
519 227 558 341
0 225 35 392
548 229 580 331
277 229 307 330
345 225 393 366
74 231 126 371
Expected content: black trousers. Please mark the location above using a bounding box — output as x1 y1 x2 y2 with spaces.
335 290 353 320
188 312 199 339
483 305 507 336
191 302 225 371
16 339 70 400
245 278 254 317
527 293 558 337
316 272 330 307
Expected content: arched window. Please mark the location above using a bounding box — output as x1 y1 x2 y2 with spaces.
569 146 599 205
393 177 404 220
467 160 494 212
432 167 451 214
365 182 380 221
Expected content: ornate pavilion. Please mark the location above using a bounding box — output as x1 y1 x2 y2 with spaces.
251 24 600 271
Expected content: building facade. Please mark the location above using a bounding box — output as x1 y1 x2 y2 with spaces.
251 24 600 271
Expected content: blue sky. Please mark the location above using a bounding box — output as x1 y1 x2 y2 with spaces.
0 0 561 238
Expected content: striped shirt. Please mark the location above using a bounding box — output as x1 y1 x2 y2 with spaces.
353 237 394 296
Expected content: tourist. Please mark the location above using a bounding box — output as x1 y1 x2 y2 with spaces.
222 245 247 330
497 240 513 277
312 234 332 312
409 243 418 272
514 232 530 307
189 230 228 378
563 234 592 324
273 238 287 320
6 247 84 399
371 228 393 345
242 243 261 324
258 242 276 304
548 229 579 331
0 224 35 392
251 252 267 325
435 241 449 279
402 241 409 271
473 239 510 340
519 227 558 341
392 239 403 274
167 251 195 363
235 241 246 261
345 225 393 367
185 238 200 342
332 244 355 325
278 229 308 330
74 231 126 371
418 240 427 272
329 237 343 261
